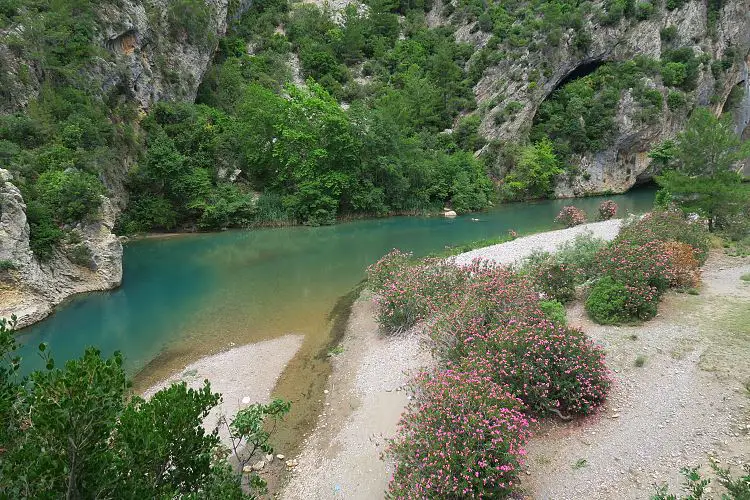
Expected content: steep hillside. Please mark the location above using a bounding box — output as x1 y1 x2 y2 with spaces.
1 0 748 326
0 0 249 326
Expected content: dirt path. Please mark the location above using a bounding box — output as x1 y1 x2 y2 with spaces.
281 293 432 499
523 252 750 499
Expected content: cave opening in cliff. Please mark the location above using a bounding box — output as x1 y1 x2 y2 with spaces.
555 59 608 90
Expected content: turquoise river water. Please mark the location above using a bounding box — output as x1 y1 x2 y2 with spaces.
13 189 654 449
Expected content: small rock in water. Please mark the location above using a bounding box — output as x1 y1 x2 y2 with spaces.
444 210 457 218
241 396 251 404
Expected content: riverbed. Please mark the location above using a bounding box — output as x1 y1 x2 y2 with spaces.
13 189 655 451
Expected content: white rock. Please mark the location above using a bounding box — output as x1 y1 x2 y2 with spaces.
241 396 251 404
252 460 265 471
265 453 273 463
276 454 285 460
444 210 457 218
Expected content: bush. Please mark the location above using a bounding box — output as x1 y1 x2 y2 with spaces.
661 61 687 87
463 319 611 416
617 211 710 263
594 239 677 293
0 260 18 271
586 276 659 324
555 206 587 227
555 233 608 283
373 258 467 333
35 170 104 224
597 200 618 220
387 368 531 498
667 90 687 110
662 241 700 288
540 299 567 325
365 249 413 291
529 259 576 303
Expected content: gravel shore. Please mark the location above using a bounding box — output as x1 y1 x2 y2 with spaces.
281 219 628 499
452 219 623 266
143 334 304 445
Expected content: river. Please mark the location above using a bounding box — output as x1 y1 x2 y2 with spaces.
14 188 655 449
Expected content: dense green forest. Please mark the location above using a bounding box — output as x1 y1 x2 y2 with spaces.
0 0 747 260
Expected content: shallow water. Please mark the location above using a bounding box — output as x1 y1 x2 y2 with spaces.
14 189 655 449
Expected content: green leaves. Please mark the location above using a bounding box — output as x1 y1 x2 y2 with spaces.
0 342 256 498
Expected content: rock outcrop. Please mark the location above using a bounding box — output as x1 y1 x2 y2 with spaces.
0 169 122 328
454 0 750 195
0 0 253 327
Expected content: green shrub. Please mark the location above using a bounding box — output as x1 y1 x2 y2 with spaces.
0 260 18 271
586 276 659 324
26 200 64 261
554 233 608 283
540 299 567 325
660 25 678 42
502 138 563 200
667 90 687 110
35 170 104 225
661 61 687 87
66 243 95 269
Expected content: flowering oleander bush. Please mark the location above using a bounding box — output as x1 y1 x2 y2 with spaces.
461 319 611 416
618 210 710 263
585 276 660 324
373 250 612 497
374 259 468 333
597 200 618 220
429 263 543 362
366 249 413 291
555 206 587 227
593 239 677 293
387 369 532 499
529 259 577 303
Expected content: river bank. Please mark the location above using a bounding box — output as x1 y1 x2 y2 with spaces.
279 219 626 498
142 334 304 446
279 220 750 499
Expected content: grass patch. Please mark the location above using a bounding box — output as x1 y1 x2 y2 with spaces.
634 355 647 367
327 344 344 357
741 273 750 282
427 234 518 258
572 458 588 469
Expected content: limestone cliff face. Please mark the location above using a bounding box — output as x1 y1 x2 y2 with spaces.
0 170 122 328
456 0 750 195
0 1 251 326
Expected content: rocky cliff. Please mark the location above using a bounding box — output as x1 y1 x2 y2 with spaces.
0 169 122 328
0 0 250 327
452 0 750 195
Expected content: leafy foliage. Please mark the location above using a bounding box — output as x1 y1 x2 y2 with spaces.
502 138 563 200
654 108 750 232
0 318 286 499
